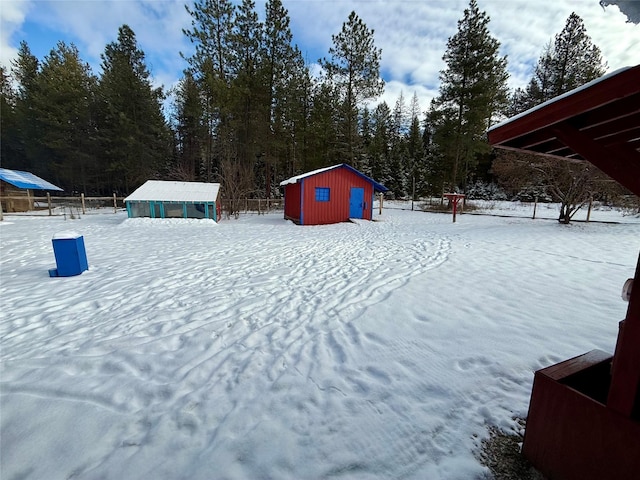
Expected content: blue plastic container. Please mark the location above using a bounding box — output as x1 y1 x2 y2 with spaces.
49 232 89 277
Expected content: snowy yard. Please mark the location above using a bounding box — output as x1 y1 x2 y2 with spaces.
1 203 639 479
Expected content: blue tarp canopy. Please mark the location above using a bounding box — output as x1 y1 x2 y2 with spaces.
0 168 63 191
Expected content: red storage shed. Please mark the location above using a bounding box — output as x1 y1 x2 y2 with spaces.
280 164 388 225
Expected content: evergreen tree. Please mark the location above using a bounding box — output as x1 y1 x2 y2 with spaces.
423 102 449 196
227 0 264 197
97 25 170 194
275 47 312 180
34 42 97 193
172 71 206 181
501 12 608 223
320 11 384 167
407 113 425 199
0 66 21 170
510 13 606 113
183 0 235 182
369 102 393 194
306 82 339 170
429 0 509 192
10 42 41 173
261 0 308 193
388 92 410 197
359 106 372 176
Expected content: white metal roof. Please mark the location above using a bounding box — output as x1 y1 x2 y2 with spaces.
124 180 220 203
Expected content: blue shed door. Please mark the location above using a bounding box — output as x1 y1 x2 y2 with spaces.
349 187 364 218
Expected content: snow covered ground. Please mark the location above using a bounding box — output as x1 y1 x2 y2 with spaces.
1 202 639 479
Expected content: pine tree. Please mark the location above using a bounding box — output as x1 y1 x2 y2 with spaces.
320 11 384 168
172 71 206 181
228 0 264 170
34 42 97 193
277 47 312 179
183 0 235 182
510 13 606 113
261 0 308 193
359 106 372 177
369 102 393 194
97 25 170 194
0 66 21 170
10 42 41 173
502 12 608 223
429 0 509 192
407 113 425 200
306 82 339 170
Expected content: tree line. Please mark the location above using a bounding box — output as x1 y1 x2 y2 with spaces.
1 0 618 220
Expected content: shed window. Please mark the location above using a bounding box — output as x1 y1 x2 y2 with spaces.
315 187 330 202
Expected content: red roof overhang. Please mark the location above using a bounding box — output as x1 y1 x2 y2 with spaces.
488 65 640 196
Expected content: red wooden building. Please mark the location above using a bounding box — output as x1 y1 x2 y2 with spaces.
488 64 640 480
280 164 388 225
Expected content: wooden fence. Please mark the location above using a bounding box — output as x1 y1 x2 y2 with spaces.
0 193 122 219
219 198 284 216
0 194 284 220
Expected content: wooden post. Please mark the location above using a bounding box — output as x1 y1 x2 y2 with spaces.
113 193 117 213
533 196 538 220
411 176 415 211
81 193 86 214
27 189 32 211
379 193 383 215
0 197 3 221
586 197 593 222
48 192 52 216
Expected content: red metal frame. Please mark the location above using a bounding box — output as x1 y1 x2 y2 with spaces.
443 193 465 223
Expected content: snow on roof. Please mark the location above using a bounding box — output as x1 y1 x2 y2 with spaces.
124 180 221 203
279 165 341 186
280 163 388 192
0 168 63 191
488 66 633 132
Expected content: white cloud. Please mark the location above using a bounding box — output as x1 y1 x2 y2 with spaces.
3 0 191 89
288 0 639 110
0 0 32 68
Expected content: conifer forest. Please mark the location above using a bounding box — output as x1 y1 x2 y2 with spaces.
1 0 619 208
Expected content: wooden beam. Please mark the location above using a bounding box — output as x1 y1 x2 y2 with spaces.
551 123 640 195
488 66 640 146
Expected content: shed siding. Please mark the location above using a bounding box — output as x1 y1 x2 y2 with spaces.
301 168 374 225
284 182 302 223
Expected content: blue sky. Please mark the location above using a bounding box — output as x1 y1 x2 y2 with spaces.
2 0 639 113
